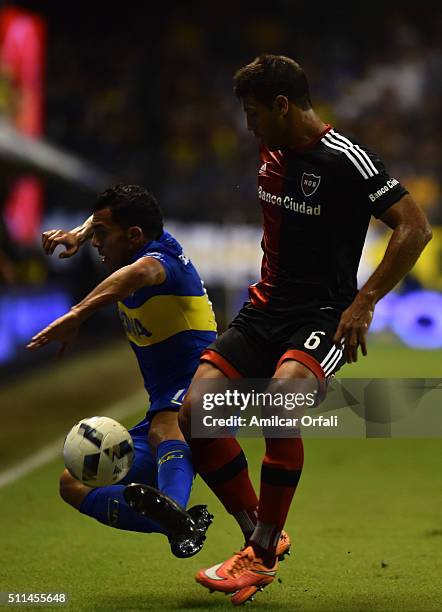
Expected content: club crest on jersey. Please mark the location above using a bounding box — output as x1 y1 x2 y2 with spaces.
301 172 321 197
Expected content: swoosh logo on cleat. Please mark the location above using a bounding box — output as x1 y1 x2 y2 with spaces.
253 570 277 576
204 563 226 580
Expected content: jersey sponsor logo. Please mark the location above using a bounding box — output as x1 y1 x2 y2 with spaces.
259 162 267 175
301 172 321 197
368 178 399 202
258 185 321 216
119 310 152 339
118 294 217 347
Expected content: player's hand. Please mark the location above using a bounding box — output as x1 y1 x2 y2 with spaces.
42 229 80 258
333 296 375 363
26 310 81 358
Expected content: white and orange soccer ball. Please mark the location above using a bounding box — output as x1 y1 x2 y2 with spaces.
63 416 134 487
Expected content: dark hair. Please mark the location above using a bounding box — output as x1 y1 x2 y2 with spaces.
233 54 312 110
94 184 163 240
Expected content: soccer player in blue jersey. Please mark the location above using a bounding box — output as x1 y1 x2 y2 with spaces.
26 184 217 557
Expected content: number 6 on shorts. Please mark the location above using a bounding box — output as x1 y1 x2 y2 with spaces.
303 331 325 350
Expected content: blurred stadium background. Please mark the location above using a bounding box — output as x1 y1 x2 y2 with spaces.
0 2 441 610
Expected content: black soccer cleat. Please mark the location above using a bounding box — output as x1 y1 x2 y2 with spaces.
124 483 196 538
188 504 214 532
170 504 214 559
124 483 214 558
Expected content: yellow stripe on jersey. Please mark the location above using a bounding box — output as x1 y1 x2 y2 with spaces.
117 294 217 347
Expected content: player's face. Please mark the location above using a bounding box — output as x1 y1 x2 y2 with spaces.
91 208 132 272
243 95 286 151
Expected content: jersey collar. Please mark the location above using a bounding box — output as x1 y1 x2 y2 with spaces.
284 123 332 154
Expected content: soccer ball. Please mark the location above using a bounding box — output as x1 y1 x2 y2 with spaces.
63 416 134 487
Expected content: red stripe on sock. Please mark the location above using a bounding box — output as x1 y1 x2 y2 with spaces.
211 471 258 515
189 437 258 515
190 437 242 473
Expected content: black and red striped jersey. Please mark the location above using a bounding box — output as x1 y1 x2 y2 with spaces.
249 125 408 313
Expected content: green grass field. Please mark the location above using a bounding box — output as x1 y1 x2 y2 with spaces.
1 340 441 611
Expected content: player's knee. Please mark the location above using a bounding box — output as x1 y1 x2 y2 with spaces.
148 411 184 452
147 426 165 451
59 470 85 510
275 358 317 379
177 361 225 441
273 358 325 406
59 470 75 505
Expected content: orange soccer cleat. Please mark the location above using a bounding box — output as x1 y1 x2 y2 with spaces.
276 530 292 561
196 545 278 606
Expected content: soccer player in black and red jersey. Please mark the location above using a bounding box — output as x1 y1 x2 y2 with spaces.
177 55 432 604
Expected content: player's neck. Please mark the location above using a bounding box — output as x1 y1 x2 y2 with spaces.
285 109 327 150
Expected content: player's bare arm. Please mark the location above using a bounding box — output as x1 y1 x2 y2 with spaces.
334 194 432 363
26 256 166 356
42 214 94 258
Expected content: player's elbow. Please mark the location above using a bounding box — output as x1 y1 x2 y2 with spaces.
405 219 432 249
415 220 433 250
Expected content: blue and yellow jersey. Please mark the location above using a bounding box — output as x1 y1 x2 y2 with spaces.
117 230 217 412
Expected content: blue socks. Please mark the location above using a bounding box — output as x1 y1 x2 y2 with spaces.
79 484 167 534
156 439 195 509
79 439 195 534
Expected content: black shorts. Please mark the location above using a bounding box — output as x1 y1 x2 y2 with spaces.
201 302 346 379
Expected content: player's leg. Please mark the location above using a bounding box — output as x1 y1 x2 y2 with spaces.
179 325 271 543
247 313 345 568
59 469 90 508
147 409 194 509
196 312 343 603
247 359 312 567
60 426 167 535
123 404 213 557
59 469 167 534
251 321 344 553
195 359 313 605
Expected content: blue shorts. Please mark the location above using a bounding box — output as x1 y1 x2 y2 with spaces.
148 385 188 415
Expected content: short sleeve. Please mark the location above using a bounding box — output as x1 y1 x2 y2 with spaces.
342 144 408 218
142 251 172 282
